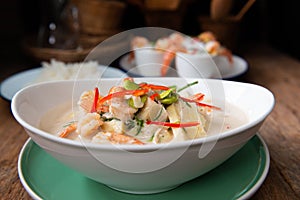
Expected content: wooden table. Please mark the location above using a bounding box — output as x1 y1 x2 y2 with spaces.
0 44 299 199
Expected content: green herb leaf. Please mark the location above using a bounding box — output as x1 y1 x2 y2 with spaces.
136 118 144 135
125 119 135 130
153 107 163 121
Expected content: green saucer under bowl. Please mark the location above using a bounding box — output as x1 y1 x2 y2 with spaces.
18 134 269 200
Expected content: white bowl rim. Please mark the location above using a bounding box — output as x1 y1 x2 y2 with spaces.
11 78 275 151
176 51 217 58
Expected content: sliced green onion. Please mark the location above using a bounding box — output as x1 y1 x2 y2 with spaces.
177 81 198 92
153 107 163 121
136 118 144 135
160 95 178 105
128 98 135 108
141 95 147 103
125 119 135 130
159 88 175 99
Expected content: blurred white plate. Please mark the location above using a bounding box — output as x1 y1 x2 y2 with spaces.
0 65 127 101
119 54 248 79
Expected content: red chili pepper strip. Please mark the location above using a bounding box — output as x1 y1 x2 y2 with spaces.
91 87 99 113
180 96 196 103
132 89 149 96
150 93 159 101
180 96 221 110
195 102 221 110
146 120 200 128
190 93 205 101
139 83 170 91
98 89 148 105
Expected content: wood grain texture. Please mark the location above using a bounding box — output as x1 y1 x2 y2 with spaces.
241 44 300 199
0 43 299 199
0 99 31 200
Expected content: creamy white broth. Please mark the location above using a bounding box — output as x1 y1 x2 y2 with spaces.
39 101 79 140
206 102 248 135
39 100 248 143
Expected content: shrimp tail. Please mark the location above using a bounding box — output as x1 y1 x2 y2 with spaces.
109 133 144 145
59 123 77 138
161 51 175 76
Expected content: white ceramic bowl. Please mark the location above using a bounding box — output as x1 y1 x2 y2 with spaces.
11 78 275 194
212 55 234 75
176 52 218 78
134 48 166 76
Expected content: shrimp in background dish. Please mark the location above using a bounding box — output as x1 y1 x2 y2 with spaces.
154 33 185 51
129 31 233 74
198 31 217 43
131 36 150 49
155 33 187 76
218 47 233 64
129 36 151 62
198 31 233 64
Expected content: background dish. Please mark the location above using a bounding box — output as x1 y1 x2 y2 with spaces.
18 134 269 200
119 54 248 79
0 65 127 101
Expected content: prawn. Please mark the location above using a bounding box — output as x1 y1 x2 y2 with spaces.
205 41 233 64
205 41 221 55
78 90 109 113
93 132 144 145
109 132 144 145
59 123 77 138
218 47 233 64
161 51 176 76
129 36 150 62
155 34 187 76
198 31 217 43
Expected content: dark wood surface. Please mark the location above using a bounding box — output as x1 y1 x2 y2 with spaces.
0 43 299 199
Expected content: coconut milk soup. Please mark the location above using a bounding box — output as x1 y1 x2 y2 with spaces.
40 100 248 143
40 79 248 145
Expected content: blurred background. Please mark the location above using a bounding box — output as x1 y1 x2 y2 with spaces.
0 0 299 77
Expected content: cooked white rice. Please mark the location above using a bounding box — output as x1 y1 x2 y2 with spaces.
33 59 100 83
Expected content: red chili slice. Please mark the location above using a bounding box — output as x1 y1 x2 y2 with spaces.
139 83 170 91
190 93 205 101
150 93 159 100
91 87 99 113
180 96 221 110
98 89 148 105
146 120 200 128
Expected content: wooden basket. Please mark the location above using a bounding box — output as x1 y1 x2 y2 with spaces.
198 0 256 51
73 0 126 35
22 34 130 64
23 36 93 62
144 0 181 11
78 31 119 47
198 16 240 50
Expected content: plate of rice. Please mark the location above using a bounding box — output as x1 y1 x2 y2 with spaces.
0 59 128 101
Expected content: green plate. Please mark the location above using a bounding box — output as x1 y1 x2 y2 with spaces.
18 134 269 200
